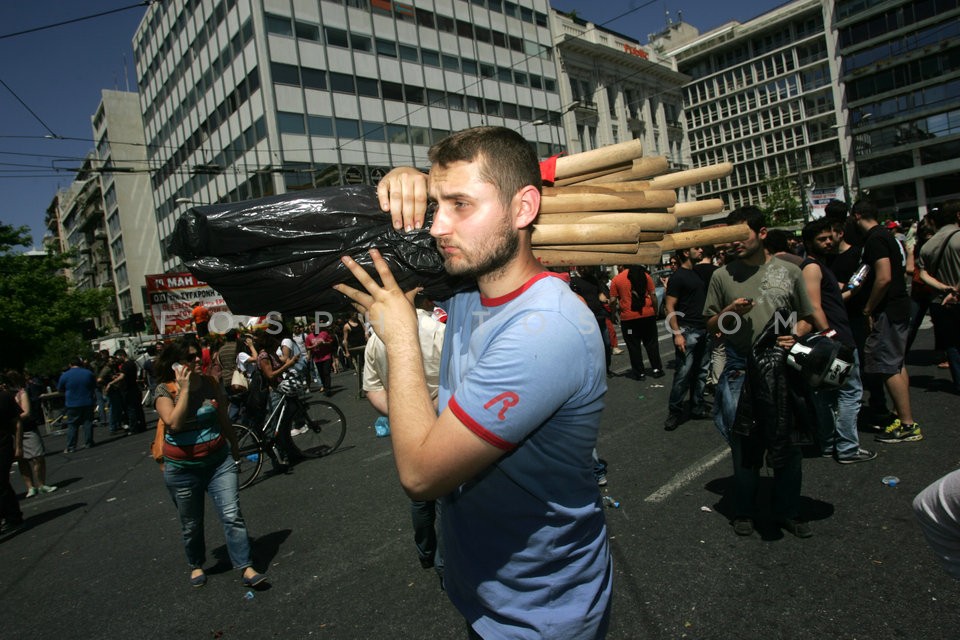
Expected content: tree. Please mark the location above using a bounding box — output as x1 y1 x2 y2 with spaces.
0 222 113 375
760 173 803 227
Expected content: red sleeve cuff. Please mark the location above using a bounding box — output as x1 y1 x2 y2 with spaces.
449 396 516 451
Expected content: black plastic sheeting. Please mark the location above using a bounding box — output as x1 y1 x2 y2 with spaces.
167 186 464 315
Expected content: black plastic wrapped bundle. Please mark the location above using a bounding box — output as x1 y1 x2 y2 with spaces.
167 185 463 315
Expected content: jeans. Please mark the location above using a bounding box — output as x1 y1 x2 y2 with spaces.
668 326 709 415
164 453 252 570
810 350 864 458
95 388 106 423
106 389 125 432
713 346 747 445
65 405 95 450
731 432 803 520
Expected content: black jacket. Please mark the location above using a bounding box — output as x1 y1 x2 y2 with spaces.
732 310 814 469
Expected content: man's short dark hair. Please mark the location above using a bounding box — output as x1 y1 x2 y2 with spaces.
113 349 127 358
726 206 766 234
932 200 960 228
70 357 83 367
429 126 542 210
764 229 793 254
802 217 835 248
700 244 716 258
851 199 879 221
824 199 848 224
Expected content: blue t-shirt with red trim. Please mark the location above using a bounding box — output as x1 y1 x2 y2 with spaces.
438 272 612 640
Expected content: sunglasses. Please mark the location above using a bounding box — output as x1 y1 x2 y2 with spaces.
179 352 201 364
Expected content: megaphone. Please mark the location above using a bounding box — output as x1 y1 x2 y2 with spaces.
786 329 854 388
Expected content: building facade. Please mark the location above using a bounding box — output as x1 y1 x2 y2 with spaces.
664 0 844 215
550 9 690 182
832 0 960 218
132 0 566 272
48 156 119 331
92 90 163 319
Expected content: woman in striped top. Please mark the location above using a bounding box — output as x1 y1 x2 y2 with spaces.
155 337 266 589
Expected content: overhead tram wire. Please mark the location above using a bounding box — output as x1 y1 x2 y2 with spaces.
0 1 155 41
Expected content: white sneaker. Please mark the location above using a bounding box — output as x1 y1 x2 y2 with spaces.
39 485 58 494
290 426 308 436
26 487 38 498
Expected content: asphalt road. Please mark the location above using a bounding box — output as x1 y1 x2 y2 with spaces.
3 326 959 640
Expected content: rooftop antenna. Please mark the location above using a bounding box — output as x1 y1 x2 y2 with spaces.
677 9 683 24
665 9 672 26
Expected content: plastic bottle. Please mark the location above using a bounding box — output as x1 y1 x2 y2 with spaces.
881 475 899 487
602 495 620 508
243 591 255 601
845 264 871 291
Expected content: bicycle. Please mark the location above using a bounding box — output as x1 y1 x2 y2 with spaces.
232 377 346 489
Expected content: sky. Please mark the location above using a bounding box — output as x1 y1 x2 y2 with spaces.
0 0 781 248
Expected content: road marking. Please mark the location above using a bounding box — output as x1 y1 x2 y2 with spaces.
363 451 393 463
644 445 729 503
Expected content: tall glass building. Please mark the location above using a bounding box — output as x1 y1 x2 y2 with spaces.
833 0 960 218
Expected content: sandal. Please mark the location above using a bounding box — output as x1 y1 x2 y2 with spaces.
190 571 207 588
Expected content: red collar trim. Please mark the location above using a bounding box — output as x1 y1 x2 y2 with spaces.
480 271 557 307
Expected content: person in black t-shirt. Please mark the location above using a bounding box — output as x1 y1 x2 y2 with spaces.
800 219 876 464
663 247 711 430
851 200 920 444
111 349 146 434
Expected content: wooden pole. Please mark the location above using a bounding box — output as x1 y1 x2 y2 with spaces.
553 139 644 180
670 199 725 218
552 164 632 187
531 223 645 245
582 157 671 184
537 243 644 253
539 189 677 213
656 224 750 251
534 246 662 266
647 163 734 190
534 212 678 232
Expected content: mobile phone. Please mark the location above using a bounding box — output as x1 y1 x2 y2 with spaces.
172 362 185 376
742 298 753 304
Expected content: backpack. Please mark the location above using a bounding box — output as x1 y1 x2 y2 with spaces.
244 367 270 420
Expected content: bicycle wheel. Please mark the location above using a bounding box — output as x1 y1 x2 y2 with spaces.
232 423 264 490
289 399 346 458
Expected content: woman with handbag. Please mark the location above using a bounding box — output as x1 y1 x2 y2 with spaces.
154 337 266 590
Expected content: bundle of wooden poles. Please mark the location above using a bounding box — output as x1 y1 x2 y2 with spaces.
532 139 748 266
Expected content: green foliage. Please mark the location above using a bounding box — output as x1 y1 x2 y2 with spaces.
0 221 113 374
760 173 803 227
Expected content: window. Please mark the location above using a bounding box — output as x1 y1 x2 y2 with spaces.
382 81 404 101
330 72 356 93
265 14 293 37
278 111 306 134
271 62 301 85
301 67 327 90
376 38 397 57
388 124 407 143
442 54 460 71
350 33 372 52
308 115 333 136
357 77 379 97
336 118 360 139
421 49 440 67
294 21 320 42
325 27 349 48
399 44 419 62
362 120 386 141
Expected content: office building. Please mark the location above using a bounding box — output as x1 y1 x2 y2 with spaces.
132 0 564 272
663 0 845 216
92 90 163 319
832 0 960 217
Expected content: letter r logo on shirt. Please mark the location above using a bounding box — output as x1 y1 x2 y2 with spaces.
484 391 519 421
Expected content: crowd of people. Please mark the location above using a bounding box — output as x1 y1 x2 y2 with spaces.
3 124 958 635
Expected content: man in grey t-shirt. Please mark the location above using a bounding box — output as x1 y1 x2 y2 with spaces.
918 200 960 394
704 206 815 538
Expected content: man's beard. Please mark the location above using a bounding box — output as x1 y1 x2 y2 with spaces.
441 220 519 279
